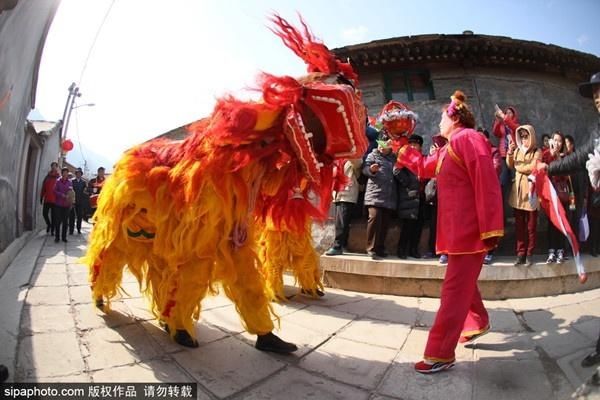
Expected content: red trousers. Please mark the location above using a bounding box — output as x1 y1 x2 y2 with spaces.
514 208 538 257
424 252 489 362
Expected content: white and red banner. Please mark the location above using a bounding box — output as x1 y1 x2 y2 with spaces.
529 167 587 283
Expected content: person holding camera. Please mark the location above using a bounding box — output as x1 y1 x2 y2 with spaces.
538 72 600 367
493 105 520 192
507 125 542 266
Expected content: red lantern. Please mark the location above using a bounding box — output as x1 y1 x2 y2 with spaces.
61 139 74 152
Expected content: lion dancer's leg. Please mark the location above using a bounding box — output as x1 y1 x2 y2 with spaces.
258 228 287 302
158 260 212 348
88 242 129 310
291 222 324 297
274 219 322 298
221 231 297 353
259 227 323 300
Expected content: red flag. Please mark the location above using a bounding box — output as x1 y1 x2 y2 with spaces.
395 142 421 176
530 167 587 283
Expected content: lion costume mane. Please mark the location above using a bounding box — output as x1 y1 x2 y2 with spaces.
82 15 367 346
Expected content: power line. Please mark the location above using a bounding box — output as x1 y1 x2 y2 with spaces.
68 0 116 170
77 0 117 86
74 109 87 165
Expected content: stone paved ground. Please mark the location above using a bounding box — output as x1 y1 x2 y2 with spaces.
1 224 600 399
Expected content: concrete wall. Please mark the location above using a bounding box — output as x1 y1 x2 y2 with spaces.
0 0 60 253
360 67 598 150
31 123 61 229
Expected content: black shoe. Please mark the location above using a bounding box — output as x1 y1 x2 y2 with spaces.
95 298 104 310
582 351 600 367
62 238 68 243
255 332 298 354
301 288 325 297
514 256 526 265
409 250 421 259
46 225 51 233
0 364 8 383
369 252 383 260
173 330 199 348
54 237 60 243
397 251 407 259
77 230 81 234
69 231 74 235
161 322 199 348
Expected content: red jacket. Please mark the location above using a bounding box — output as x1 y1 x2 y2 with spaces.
542 148 570 201
492 107 519 158
396 128 504 253
40 171 59 204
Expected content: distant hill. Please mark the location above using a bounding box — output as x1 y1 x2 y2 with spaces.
27 109 46 120
66 141 116 177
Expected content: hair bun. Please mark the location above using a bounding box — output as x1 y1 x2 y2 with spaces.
452 90 466 103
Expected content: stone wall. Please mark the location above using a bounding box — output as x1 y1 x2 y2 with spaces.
360 67 598 150
0 0 60 253
315 67 599 256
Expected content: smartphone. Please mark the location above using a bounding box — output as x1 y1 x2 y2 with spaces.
432 135 447 148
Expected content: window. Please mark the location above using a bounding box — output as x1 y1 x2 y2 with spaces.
384 71 434 102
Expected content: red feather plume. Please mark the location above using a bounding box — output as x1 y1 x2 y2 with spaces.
269 14 358 85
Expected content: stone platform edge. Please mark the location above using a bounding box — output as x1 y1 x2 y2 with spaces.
320 254 600 299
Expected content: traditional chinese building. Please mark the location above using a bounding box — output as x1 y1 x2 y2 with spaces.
334 32 600 144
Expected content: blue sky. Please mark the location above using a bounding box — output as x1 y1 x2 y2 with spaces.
36 0 600 172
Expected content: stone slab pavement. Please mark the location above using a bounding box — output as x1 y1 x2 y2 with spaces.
1 224 600 399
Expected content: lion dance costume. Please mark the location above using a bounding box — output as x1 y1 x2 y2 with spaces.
82 15 367 351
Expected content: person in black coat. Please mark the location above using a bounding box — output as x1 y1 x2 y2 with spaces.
540 72 600 368
395 135 425 259
69 168 88 234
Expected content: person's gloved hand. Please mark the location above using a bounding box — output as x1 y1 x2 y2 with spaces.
586 149 600 190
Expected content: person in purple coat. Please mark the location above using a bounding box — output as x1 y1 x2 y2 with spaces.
54 167 74 242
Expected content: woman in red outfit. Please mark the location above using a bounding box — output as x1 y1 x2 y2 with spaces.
396 91 504 374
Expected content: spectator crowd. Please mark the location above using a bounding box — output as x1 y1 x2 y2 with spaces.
326 98 599 266
40 165 106 242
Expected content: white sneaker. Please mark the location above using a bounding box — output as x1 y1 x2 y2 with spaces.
546 251 556 264
557 249 565 264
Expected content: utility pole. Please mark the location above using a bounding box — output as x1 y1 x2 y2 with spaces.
58 83 94 168
59 83 80 168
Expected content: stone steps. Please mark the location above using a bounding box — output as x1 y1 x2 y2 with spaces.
321 253 600 300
